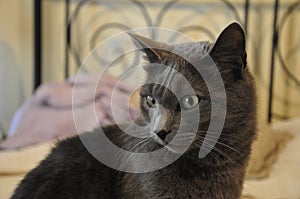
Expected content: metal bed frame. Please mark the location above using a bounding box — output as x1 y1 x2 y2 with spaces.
33 0 300 123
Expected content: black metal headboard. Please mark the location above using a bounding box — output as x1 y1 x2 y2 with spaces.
33 0 300 123
268 0 300 122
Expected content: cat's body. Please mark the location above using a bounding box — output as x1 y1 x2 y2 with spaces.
11 23 256 199
12 126 250 199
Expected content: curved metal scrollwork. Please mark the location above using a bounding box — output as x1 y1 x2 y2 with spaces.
277 0 300 87
268 0 300 122
67 0 249 70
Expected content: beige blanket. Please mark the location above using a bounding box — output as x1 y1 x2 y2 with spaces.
243 118 300 199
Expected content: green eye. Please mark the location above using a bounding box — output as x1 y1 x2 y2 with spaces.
146 96 156 108
181 95 199 109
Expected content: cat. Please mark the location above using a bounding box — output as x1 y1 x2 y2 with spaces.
11 22 256 199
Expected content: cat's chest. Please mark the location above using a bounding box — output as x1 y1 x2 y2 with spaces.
120 169 212 199
118 166 243 199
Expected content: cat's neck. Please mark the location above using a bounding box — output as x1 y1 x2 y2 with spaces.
174 148 248 179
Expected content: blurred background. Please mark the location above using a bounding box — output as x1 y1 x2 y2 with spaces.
0 0 299 135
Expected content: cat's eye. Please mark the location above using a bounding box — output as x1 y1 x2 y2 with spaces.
181 95 199 109
146 96 156 108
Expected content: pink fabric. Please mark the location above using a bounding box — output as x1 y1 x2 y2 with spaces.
0 74 139 150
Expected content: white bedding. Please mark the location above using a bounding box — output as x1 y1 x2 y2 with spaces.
243 118 300 199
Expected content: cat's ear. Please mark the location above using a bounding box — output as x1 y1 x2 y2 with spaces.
209 22 247 78
128 32 172 63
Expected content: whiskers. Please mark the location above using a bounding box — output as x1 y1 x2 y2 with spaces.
159 128 243 164
108 126 245 172
123 137 152 152
197 130 242 155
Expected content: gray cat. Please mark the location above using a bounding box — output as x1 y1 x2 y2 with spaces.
11 22 256 199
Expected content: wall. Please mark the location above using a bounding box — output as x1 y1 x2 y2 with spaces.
0 0 33 132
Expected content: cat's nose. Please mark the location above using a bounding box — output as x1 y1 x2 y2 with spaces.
155 130 171 140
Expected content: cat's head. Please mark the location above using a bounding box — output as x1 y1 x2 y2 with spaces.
129 23 256 156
